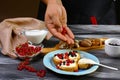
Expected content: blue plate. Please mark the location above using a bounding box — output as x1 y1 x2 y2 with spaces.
43 49 99 76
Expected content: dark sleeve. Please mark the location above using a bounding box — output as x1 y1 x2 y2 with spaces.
62 0 117 25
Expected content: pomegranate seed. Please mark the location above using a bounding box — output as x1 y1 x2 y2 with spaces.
17 65 25 71
16 42 42 57
25 65 37 72
61 27 67 35
36 70 46 78
57 54 63 59
74 70 78 72
16 42 46 78
56 65 60 69
64 52 69 59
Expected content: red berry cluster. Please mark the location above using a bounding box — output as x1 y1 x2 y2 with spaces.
64 52 69 59
17 58 46 78
36 70 46 78
59 59 74 66
55 51 79 72
65 59 74 66
15 42 41 57
55 53 64 59
55 51 77 60
55 52 69 59
56 59 75 68
61 27 67 35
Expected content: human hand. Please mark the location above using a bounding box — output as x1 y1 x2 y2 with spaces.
44 1 74 44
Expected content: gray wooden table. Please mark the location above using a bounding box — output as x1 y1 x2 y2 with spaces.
0 25 120 80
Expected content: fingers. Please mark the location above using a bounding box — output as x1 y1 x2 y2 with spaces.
45 5 75 44
7 52 17 59
1 50 17 59
61 26 74 44
46 23 67 42
46 21 74 44
60 6 67 24
64 25 75 39
65 34 74 44
53 31 67 42
52 16 62 28
49 25 74 44
45 10 62 29
60 6 75 44
45 13 66 41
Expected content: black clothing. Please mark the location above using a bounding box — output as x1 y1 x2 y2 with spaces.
62 0 117 24
38 0 118 25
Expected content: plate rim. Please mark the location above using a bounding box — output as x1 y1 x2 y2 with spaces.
43 49 99 76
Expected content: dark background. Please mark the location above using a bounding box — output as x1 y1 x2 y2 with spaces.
0 0 120 25
0 0 40 21
38 0 120 25
115 0 120 24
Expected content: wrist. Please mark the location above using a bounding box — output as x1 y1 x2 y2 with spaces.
49 0 62 5
42 0 62 5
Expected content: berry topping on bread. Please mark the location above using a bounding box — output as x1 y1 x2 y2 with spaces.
53 50 80 65
53 50 94 72
56 59 78 72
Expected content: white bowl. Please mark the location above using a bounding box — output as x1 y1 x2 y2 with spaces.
24 29 48 44
105 38 120 57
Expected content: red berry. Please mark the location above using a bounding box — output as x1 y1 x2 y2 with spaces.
16 42 42 57
66 63 70 66
36 70 46 78
74 70 78 72
64 52 69 59
25 65 37 72
61 27 67 35
17 65 25 71
56 65 60 69
57 54 63 59
16 42 46 78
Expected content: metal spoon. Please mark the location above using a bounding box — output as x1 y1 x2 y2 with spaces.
78 58 118 71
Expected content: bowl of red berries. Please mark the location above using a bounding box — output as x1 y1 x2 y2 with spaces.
15 42 43 59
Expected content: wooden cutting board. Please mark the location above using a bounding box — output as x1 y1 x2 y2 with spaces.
41 38 107 54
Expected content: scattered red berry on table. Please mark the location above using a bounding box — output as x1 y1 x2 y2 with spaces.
24 65 37 72
36 70 46 78
17 57 46 78
16 42 46 78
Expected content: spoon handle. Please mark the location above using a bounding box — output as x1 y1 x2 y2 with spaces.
97 63 118 71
